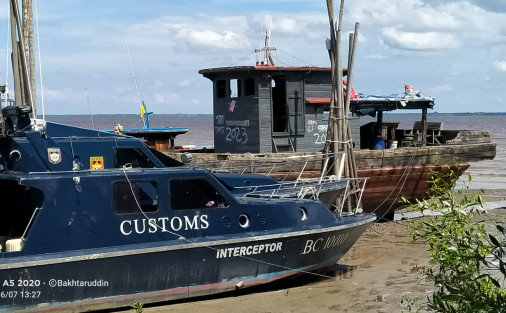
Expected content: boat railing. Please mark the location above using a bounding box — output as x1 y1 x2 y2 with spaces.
337 177 368 216
192 152 345 182
234 176 341 199
236 176 368 215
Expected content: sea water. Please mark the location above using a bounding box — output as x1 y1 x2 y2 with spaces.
45 113 506 191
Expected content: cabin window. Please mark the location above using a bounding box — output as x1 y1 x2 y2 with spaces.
230 79 241 98
113 181 158 214
114 148 155 168
217 80 227 98
244 78 255 96
170 178 228 210
0 180 44 252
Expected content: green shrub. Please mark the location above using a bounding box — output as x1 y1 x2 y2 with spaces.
403 167 505 313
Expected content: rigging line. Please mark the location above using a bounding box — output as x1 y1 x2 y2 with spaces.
68 136 75 157
125 36 142 113
275 49 316 67
119 167 339 280
228 51 255 68
369 149 417 218
4 2 10 87
271 54 293 67
84 86 95 130
131 118 144 128
34 0 45 119
379 153 416 218
380 154 412 219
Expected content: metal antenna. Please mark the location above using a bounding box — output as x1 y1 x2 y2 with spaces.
255 16 276 66
125 37 145 124
85 86 95 130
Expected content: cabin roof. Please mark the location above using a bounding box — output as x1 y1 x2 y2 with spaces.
350 96 435 116
199 65 347 78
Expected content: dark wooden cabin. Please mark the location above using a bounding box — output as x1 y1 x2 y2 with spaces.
199 65 360 154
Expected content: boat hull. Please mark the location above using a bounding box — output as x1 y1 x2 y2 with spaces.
0 214 374 312
170 142 494 218
358 163 469 219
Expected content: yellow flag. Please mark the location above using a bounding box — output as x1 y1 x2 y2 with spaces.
140 103 145 118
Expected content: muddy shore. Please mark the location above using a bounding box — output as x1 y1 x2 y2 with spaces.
114 196 505 313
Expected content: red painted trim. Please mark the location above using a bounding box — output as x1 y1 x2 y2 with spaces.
305 98 331 104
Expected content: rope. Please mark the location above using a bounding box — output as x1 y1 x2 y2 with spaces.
34 0 45 120
119 166 342 280
275 49 316 68
370 149 418 221
4 4 9 90
125 37 143 111
325 139 353 144
228 51 255 67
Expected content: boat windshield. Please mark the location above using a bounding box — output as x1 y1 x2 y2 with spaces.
114 148 155 168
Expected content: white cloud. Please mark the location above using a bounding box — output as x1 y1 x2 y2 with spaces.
493 60 506 72
7 0 506 114
381 28 459 50
364 54 389 59
349 0 506 51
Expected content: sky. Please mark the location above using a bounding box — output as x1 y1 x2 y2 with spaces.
0 0 505 115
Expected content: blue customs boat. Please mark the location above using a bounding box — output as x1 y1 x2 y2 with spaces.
0 1 374 310
0 105 375 312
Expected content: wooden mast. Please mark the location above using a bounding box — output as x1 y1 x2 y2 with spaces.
325 0 361 212
10 3 23 107
10 0 35 118
22 0 36 115
324 0 344 178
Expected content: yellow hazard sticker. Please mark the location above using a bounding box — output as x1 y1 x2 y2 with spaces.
90 156 104 170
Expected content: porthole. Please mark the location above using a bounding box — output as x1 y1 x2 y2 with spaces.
9 150 21 162
238 214 250 228
299 207 308 221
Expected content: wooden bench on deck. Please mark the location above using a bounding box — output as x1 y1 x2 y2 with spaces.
412 121 443 145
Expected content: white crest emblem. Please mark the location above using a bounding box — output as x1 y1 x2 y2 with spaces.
48 148 62 164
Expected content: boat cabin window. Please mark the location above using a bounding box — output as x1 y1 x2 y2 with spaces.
244 78 255 96
170 178 228 210
230 79 241 98
114 148 155 168
217 80 227 98
113 181 158 214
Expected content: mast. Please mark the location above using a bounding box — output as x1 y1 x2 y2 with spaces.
22 0 36 115
10 3 22 107
255 28 276 66
9 0 35 118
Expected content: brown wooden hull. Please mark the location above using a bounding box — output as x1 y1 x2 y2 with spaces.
357 163 469 220
165 142 495 218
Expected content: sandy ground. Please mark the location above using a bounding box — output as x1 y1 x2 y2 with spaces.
136 220 431 313
115 198 506 313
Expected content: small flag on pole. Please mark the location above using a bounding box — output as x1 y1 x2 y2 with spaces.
140 102 146 118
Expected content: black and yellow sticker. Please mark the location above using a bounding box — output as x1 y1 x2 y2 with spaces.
90 156 104 170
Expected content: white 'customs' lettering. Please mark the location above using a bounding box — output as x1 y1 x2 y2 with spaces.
216 242 283 259
301 233 349 255
120 220 132 235
120 215 209 236
171 217 183 231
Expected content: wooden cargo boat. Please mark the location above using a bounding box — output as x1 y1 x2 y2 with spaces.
164 63 495 220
